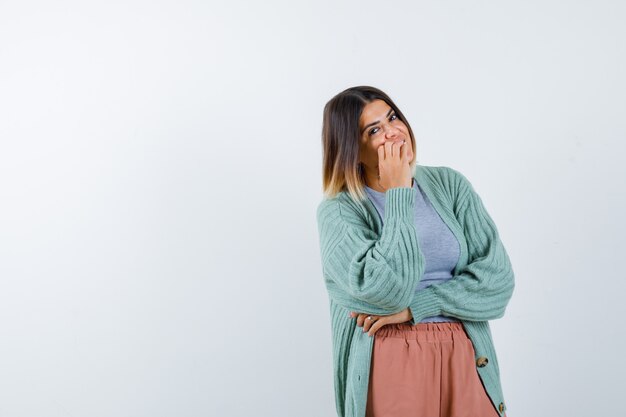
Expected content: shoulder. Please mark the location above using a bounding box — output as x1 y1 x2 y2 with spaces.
415 164 473 200
316 196 341 225
316 192 370 230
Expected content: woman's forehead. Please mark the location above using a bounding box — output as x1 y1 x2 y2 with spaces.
360 100 392 127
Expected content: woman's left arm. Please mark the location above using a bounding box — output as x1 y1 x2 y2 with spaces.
407 168 515 324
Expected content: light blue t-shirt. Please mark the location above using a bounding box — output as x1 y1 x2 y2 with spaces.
364 180 461 323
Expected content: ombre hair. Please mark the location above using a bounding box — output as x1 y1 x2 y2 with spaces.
321 86 417 202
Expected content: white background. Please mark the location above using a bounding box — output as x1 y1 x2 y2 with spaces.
1 1 625 416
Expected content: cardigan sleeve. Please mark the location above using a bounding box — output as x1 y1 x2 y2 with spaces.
408 168 515 323
317 187 424 315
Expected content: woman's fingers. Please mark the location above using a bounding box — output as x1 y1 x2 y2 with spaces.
350 312 366 327
380 139 406 160
384 140 393 159
351 308 413 336
354 313 369 329
350 312 387 336
392 139 404 158
359 314 386 336
362 314 374 331
351 310 410 336
400 139 407 161
358 313 382 333
366 317 387 336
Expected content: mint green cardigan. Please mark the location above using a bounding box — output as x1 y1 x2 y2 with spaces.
316 164 515 417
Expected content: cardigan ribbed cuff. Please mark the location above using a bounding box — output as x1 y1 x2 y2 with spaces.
383 187 416 222
408 286 442 325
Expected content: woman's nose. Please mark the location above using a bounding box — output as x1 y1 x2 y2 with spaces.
383 124 400 139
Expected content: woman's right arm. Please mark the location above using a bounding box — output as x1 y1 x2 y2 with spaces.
316 187 424 316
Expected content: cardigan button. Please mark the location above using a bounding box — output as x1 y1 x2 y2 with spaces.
476 356 489 367
499 402 505 413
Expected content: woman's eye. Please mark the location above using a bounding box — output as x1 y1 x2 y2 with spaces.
368 114 397 136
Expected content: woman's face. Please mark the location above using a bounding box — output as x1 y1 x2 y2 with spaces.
358 99 413 172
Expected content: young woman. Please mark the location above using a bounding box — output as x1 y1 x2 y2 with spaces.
316 86 515 417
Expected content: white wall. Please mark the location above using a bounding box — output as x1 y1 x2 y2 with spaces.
1 1 624 416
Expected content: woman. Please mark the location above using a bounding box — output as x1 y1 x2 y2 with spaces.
316 86 515 417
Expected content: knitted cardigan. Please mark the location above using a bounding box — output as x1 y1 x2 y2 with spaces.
316 164 515 417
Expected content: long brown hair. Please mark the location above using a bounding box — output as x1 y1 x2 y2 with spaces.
321 86 417 201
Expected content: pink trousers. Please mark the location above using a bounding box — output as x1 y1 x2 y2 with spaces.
365 322 506 417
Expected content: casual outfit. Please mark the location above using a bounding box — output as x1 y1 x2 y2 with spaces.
316 164 515 417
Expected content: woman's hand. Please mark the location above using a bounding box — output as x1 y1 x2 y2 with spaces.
377 139 412 190
349 308 413 336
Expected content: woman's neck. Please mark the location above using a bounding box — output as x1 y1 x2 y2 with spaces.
364 176 414 193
